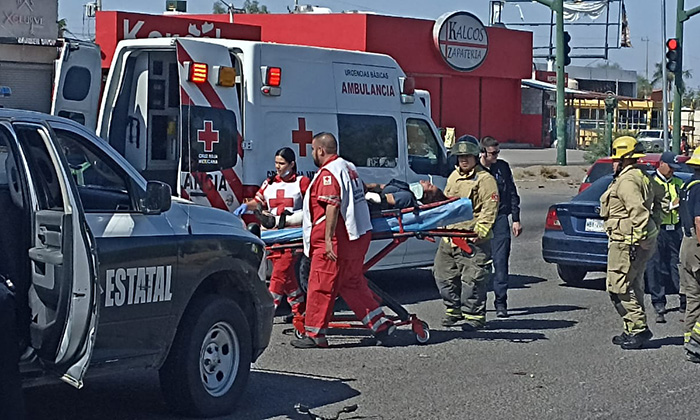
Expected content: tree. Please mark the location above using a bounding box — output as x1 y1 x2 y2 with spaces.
212 0 269 14
597 61 623 70
637 75 653 99
651 61 693 94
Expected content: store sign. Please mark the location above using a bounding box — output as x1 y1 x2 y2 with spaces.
0 0 58 43
433 11 488 72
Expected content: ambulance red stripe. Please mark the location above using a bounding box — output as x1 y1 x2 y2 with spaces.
195 172 229 210
221 168 243 203
175 42 226 109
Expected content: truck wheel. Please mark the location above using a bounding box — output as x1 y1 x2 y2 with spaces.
557 264 587 284
159 295 252 417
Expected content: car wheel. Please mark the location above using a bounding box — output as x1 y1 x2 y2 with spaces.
557 264 587 284
159 295 252 417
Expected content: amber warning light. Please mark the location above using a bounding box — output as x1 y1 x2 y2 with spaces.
185 62 208 84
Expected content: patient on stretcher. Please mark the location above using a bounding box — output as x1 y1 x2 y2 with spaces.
364 179 446 211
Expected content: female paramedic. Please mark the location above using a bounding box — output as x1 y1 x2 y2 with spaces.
234 147 310 324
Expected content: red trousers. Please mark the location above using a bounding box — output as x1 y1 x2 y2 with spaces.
304 232 392 338
268 250 305 319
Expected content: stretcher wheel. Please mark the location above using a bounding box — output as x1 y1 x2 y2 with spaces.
293 327 304 340
415 321 430 344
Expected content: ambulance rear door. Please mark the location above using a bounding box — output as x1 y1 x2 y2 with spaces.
176 39 244 213
51 39 102 131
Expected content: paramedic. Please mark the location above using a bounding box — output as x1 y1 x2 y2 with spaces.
234 147 310 324
479 136 521 319
600 136 658 350
434 137 499 331
292 132 395 348
0 277 24 419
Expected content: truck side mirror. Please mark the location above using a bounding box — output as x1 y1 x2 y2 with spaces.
142 181 172 215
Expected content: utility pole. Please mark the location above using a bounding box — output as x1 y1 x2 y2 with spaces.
672 1 700 152
532 0 567 165
641 36 649 80
662 0 670 152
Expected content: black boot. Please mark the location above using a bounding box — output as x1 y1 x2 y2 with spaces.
620 328 653 350
612 332 629 345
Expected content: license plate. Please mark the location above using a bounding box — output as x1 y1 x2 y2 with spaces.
585 218 605 233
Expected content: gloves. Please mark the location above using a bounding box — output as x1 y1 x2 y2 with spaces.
233 204 248 216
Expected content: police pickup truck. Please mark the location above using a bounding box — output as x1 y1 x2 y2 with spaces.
1 109 274 417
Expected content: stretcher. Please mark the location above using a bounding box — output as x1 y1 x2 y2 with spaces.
261 197 478 344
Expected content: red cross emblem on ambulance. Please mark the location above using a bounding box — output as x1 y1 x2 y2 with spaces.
197 120 220 152
292 117 313 157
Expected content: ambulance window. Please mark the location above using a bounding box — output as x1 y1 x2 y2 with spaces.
13 125 64 210
337 114 398 168
53 129 135 212
407 118 445 175
63 67 92 101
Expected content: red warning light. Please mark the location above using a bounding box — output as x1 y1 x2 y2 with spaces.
667 38 678 50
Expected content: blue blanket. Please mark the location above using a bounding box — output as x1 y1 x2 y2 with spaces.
261 198 473 245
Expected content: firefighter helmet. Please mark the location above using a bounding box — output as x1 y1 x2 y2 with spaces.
451 137 480 157
687 148 700 167
611 136 645 160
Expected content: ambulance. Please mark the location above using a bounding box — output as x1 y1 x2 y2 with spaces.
52 37 452 268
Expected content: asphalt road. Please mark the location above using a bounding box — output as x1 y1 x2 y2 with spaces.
25 183 693 420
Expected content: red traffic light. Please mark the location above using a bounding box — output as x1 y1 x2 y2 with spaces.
667 38 679 50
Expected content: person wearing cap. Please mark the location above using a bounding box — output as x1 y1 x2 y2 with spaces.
600 136 659 350
479 136 521 318
678 148 700 361
433 135 499 330
645 152 686 323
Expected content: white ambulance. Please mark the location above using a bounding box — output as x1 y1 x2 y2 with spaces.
52 38 452 268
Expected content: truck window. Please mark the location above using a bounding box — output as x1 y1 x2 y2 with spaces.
53 129 136 212
406 118 446 175
337 114 398 168
12 125 64 210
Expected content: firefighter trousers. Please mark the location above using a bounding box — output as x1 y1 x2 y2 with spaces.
433 238 492 324
304 234 392 339
606 239 656 335
680 236 700 348
268 250 305 318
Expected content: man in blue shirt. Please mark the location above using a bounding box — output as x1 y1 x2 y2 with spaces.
480 136 522 318
679 149 700 362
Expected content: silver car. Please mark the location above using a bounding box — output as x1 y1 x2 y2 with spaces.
637 129 665 152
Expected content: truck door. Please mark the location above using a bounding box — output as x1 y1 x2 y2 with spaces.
51 40 102 131
4 122 99 388
176 39 244 213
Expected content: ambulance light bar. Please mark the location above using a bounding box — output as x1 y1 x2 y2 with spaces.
216 66 237 87
399 77 415 104
260 66 282 96
184 61 208 84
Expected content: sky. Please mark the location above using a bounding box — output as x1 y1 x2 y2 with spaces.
57 0 700 88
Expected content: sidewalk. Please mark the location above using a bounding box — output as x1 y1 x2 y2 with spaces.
499 148 587 167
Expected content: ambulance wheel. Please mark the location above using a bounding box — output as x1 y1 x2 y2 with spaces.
159 295 252 418
415 321 430 344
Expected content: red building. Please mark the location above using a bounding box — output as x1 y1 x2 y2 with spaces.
96 11 540 146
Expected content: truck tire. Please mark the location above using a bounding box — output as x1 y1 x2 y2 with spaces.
159 295 252 417
557 264 587 284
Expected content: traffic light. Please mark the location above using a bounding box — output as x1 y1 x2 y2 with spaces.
666 38 681 73
563 31 572 66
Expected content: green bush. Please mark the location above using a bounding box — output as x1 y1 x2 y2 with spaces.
584 129 638 164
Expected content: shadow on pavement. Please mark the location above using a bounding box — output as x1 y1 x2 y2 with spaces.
645 335 684 349
25 368 360 420
498 274 548 291
559 276 606 291
485 318 578 331
503 304 587 317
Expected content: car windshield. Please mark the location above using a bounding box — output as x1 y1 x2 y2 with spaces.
639 131 662 138
585 162 613 183
574 171 693 202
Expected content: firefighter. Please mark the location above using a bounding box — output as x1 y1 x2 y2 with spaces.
291 132 395 348
679 148 700 362
434 136 499 331
645 152 685 323
234 147 310 325
600 136 658 350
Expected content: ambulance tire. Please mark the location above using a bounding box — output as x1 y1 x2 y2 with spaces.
159 295 252 418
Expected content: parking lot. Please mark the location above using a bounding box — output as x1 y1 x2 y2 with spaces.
25 180 692 420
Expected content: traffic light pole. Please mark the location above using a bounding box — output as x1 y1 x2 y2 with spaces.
673 2 700 152
533 0 567 165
